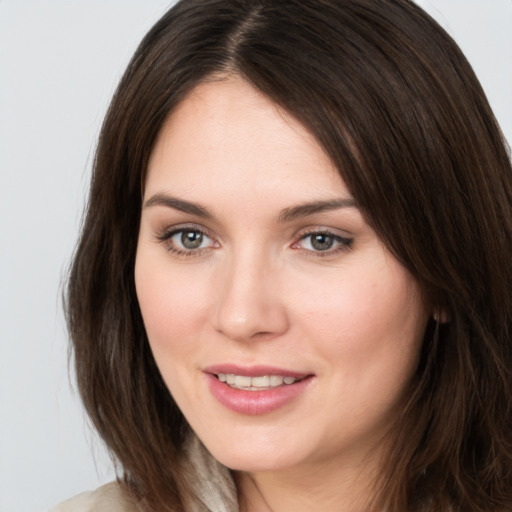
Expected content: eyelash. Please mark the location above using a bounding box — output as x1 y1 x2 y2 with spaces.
155 227 354 258
293 230 354 257
156 226 215 257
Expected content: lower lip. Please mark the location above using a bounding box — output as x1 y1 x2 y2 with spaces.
205 374 313 415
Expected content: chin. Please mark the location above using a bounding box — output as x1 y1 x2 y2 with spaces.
199 434 306 473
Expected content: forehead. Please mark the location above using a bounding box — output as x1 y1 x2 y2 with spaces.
145 77 347 202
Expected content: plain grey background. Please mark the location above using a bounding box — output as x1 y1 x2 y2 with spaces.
0 1 511 511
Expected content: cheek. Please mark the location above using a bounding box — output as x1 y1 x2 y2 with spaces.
134 248 210 357
290 258 427 373
135 256 212 417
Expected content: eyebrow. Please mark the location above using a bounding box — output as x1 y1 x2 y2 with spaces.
143 193 357 222
278 198 358 222
144 194 213 218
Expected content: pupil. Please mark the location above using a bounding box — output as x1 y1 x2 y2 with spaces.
181 231 203 249
311 234 333 251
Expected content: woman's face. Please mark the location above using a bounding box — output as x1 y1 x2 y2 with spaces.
135 78 429 477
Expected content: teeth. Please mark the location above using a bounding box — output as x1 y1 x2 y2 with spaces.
216 373 299 390
252 375 270 387
270 375 283 386
234 375 251 387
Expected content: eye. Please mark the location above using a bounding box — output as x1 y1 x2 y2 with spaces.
156 226 217 256
294 230 353 255
305 233 336 251
176 230 208 250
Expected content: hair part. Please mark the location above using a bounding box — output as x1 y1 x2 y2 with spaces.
66 1 512 510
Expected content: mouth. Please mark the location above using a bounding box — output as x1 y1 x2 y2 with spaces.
204 365 314 415
215 373 304 390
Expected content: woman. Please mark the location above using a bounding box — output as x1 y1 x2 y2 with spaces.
53 0 512 510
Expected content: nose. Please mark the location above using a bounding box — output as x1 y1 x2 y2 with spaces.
213 251 289 342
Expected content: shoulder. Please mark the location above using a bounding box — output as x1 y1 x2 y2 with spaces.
50 481 142 512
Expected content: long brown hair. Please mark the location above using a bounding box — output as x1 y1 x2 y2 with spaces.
66 1 512 510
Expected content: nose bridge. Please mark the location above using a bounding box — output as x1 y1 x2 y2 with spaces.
214 243 288 341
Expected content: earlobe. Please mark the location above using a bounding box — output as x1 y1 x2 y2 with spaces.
433 308 449 324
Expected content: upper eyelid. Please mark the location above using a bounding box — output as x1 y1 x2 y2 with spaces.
294 225 354 239
154 224 353 246
293 228 354 250
296 230 353 244
156 223 213 239
156 226 217 256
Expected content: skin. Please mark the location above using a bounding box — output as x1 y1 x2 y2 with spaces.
135 77 430 511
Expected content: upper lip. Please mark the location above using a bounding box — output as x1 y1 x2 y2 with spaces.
203 364 311 379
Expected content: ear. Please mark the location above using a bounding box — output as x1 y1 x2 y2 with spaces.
433 307 449 324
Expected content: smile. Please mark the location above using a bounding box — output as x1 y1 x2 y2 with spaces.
216 373 300 390
204 366 314 415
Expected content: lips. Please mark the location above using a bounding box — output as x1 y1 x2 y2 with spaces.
204 364 308 379
203 364 314 415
